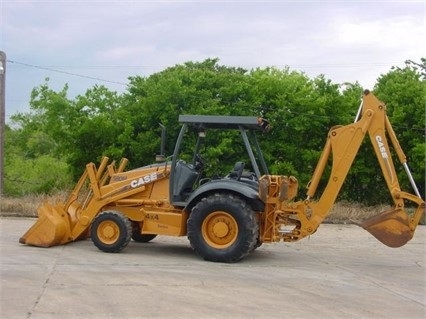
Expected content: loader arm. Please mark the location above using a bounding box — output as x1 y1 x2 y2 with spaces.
19 157 171 247
260 90 425 247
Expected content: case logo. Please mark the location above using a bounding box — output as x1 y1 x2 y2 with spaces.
130 173 158 188
375 136 389 159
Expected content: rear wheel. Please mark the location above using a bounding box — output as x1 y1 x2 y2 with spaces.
91 211 132 253
131 222 157 243
187 193 259 263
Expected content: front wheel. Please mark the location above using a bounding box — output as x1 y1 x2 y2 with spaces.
187 193 259 263
90 211 132 253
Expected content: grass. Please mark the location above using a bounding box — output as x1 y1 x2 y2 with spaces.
1 193 413 224
0 192 69 218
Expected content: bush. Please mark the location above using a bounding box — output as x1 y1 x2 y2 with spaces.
4 155 72 196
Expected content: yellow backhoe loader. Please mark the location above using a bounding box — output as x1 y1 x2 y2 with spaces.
20 90 424 262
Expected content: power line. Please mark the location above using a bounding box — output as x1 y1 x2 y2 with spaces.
7 60 128 86
7 59 400 71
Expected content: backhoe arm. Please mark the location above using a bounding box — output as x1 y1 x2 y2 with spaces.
260 90 425 247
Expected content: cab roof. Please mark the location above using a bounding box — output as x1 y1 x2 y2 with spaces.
178 115 269 131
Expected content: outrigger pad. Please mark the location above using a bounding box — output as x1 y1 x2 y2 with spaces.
360 209 413 248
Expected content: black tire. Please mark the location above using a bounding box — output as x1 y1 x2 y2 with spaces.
252 238 263 251
187 193 259 263
131 222 157 243
90 211 132 253
251 213 263 251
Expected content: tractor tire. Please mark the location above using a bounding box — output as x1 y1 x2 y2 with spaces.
90 211 132 253
132 233 157 243
131 222 157 243
187 193 259 263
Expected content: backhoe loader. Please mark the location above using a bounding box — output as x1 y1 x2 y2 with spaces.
20 90 425 262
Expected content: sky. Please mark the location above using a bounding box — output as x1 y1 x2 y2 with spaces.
1 0 425 120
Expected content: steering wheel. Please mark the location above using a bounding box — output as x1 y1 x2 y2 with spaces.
194 154 205 171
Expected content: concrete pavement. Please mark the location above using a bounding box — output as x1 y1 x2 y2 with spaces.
1 217 425 319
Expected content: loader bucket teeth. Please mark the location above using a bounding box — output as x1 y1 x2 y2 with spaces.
359 209 413 248
19 202 73 247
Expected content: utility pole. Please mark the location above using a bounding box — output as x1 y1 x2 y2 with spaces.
0 51 5 196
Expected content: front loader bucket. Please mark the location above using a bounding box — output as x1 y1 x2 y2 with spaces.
19 202 73 247
359 209 413 248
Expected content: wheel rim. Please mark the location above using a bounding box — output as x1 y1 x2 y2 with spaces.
97 220 120 244
201 211 238 249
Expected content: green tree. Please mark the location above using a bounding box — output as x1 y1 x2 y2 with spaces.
67 85 126 177
4 58 423 205
10 79 127 179
124 58 252 172
247 68 350 190
4 125 71 196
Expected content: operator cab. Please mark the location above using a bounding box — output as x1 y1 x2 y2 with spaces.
169 115 270 206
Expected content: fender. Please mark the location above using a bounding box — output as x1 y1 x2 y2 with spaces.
185 179 265 212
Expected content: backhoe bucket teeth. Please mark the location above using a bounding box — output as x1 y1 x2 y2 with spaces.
19 202 73 247
359 209 413 248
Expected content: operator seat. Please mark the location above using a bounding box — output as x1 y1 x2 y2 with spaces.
172 160 200 202
228 162 245 181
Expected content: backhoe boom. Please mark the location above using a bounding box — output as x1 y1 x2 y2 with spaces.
260 90 425 247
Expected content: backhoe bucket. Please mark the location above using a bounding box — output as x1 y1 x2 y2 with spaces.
359 209 413 248
19 202 73 247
